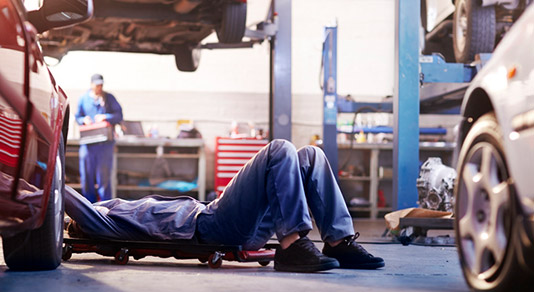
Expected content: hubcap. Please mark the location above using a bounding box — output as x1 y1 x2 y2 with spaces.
457 142 510 279
455 0 468 53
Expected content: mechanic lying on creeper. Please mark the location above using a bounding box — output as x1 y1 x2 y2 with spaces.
65 139 385 272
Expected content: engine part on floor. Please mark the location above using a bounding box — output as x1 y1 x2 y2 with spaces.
416 157 457 213
395 217 455 246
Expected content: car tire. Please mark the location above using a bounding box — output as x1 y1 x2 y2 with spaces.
216 2 247 44
2 135 65 271
454 113 527 291
174 44 200 72
453 0 496 63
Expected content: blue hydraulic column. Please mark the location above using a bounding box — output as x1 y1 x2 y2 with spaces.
393 0 420 209
322 25 339 178
269 0 292 141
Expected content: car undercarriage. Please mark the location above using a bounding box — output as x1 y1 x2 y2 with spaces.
39 0 247 71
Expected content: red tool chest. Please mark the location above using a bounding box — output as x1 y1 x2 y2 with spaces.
214 137 269 195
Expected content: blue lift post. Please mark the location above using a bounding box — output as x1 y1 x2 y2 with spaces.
394 0 420 210
322 25 339 178
320 1 489 215
269 0 292 141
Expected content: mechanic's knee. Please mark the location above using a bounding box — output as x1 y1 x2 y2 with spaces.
298 145 325 158
269 139 298 159
270 139 296 151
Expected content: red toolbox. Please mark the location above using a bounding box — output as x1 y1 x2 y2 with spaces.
79 121 114 144
214 137 269 195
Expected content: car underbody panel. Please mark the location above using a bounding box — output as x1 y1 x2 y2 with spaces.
39 0 234 60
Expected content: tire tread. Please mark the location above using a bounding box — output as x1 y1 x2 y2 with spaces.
2 136 65 271
216 3 247 44
454 0 496 63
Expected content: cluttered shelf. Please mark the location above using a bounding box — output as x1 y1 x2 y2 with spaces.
116 137 204 148
337 141 455 219
116 153 199 159
116 185 199 192
337 141 456 151
65 136 206 201
65 184 199 192
67 137 204 147
339 176 371 182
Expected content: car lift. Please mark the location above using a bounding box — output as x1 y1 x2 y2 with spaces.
199 0 292 141
62 236 278 268
321 1 491 245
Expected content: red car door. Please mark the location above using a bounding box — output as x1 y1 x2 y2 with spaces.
0 0 57 234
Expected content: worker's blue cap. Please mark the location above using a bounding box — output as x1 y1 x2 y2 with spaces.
91 74 104 85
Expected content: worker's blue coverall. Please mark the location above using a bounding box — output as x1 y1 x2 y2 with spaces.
75 90 123 203
65 140 355 249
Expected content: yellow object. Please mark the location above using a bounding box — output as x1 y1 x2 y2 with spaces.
356 130 366 143
177 119 193 127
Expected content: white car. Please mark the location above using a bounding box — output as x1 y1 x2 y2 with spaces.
454 2 534 291
422 0 531 63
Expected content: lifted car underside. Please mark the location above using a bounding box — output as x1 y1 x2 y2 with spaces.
39 0 246 71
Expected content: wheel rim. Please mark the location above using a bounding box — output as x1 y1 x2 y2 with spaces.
457 141 511 281
53 151 63 250
455 0 468 54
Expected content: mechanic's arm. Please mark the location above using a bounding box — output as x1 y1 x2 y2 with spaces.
74 98 88 125
102 93 123 124
64 185 123 239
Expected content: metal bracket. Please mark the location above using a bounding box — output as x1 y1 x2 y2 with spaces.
420 53 492 84
245 21 278 41
200 20 278 50
420 54 476 83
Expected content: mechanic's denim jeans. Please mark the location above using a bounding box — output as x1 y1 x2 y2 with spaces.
196 139 354 250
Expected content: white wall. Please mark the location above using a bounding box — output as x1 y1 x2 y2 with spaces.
50 0 400 190
52 0 395 96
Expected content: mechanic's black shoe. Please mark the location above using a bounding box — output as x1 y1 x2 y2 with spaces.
323 233 385 269
274 236 339 272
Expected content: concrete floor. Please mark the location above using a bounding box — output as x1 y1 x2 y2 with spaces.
0 219 469 292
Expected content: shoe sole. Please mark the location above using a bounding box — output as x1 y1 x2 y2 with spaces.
339 260 385 269
274 260 340 273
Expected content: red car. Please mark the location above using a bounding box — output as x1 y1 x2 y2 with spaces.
0 0 92 270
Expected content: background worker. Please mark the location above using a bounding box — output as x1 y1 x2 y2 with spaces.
65 139 385 272
75 74 123 203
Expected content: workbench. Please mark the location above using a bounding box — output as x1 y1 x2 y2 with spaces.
65 137 206 201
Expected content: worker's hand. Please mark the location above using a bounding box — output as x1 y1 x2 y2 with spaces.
83 116 93 125
94 114 106 122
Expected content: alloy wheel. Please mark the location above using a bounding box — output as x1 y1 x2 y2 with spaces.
457 141 511 280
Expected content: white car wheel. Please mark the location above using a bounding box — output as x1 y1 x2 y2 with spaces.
455 113 526 291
